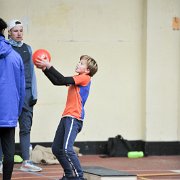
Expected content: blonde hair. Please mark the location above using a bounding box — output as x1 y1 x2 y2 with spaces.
80 55 98 77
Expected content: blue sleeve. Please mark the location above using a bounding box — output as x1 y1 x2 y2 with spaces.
18 59 25 116
27 45 38 100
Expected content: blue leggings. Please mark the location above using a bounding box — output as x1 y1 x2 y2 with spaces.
52 117 84 179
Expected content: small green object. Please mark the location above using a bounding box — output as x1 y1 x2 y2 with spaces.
128 151 144 158
14 155 23 163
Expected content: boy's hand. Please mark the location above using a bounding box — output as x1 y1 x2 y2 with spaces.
35 55 51 70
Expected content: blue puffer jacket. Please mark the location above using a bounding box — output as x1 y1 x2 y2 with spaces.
0 34 25 127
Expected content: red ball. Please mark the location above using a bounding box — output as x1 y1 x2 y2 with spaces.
32 49 51 64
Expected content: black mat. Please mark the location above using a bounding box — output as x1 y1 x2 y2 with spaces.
83 166 136 177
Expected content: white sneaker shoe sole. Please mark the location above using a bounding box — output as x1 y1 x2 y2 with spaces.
20 166 42 172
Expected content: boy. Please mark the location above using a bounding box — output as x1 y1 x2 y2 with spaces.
5 19 40 172
36 55 98 180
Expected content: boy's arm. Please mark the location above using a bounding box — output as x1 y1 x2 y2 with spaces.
43 66 75 85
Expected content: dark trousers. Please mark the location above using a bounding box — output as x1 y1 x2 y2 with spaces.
19 109 32 160
0 127 15 180
52 117 84 180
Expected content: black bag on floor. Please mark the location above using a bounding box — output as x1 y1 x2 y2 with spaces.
107 135 132 157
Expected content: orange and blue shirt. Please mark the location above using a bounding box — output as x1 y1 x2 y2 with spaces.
62 74 91 120
43 66 91 121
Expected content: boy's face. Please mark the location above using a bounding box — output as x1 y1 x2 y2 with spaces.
75 59 90 75
9 25 23 42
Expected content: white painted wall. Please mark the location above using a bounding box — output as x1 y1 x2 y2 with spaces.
1 0 180 142
145 0 180 141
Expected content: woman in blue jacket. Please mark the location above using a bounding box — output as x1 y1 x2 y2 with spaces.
0 18 25 180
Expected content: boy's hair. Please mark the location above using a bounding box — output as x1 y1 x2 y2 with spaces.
80 55 98 77
0 18 7 32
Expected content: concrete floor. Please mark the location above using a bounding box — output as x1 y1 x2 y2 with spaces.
1 155 180 180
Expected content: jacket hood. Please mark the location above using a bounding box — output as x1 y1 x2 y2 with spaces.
0 34 12 59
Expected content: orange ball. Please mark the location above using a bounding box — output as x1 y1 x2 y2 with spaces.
32 49 51 64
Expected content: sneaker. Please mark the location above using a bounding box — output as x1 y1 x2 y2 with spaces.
20 160 42 172
0 161 2 174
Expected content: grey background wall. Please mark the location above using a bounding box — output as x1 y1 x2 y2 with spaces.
1 0 180 143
